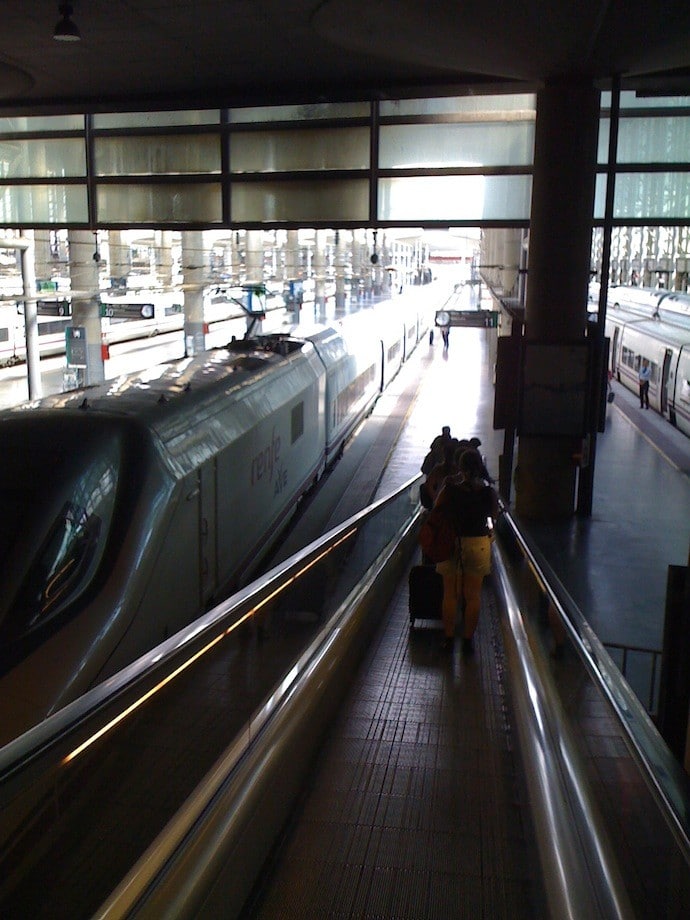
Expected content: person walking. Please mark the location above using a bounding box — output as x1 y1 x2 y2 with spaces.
434 448 499 654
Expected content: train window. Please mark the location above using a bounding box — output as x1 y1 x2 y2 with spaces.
649 362 659 384
334 364 377 426
0 433 120 641
12 502 103 631
621 346 635 369
680 377 690 404
291 402 304 443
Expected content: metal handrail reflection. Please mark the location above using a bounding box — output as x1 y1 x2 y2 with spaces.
0 475 418 786
499 506 690 863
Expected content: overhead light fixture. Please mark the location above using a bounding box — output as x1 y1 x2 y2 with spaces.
53 3 81 42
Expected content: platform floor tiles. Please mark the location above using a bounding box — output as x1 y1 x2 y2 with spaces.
240 567 543 919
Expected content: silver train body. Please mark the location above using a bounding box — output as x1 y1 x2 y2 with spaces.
0 302 429 744
604 306 690 435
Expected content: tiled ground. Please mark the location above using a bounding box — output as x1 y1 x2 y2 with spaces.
240 573 543 919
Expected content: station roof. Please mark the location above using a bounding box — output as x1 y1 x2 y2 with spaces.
2 2 690 113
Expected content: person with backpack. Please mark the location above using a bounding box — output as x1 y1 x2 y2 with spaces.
434 448 499 654
424 442 458 508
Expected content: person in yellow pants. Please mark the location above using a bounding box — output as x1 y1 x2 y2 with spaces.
434 448 498 654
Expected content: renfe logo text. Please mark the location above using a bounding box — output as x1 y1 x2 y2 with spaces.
251 428 282 486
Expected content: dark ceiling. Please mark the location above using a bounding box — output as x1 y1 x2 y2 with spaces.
3 1 690 113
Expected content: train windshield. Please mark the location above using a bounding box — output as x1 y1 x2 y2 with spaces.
0 423 121 643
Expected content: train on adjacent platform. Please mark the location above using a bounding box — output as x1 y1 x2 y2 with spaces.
0 297 430 745
603 304 690 436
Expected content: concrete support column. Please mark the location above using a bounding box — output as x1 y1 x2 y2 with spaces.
285 229 300 281
68 230 105 386
182 230 206 356
244 230 265 333
313 230 327 318
244 231 264 284
372 232 383 296
222 238 234 282
381 235 392 293
501 229 523 298
351 233 363 300
33 230 54 286
232 232 243 284
108 230 129 287
20 233 41 398
157 230 174 287
515 79 599 520
334 230 346 312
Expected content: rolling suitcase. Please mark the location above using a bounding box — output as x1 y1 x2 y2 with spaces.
408 564 443 628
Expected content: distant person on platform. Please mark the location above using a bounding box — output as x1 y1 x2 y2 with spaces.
422 425 453 475
430 425 453 454
440 319 450 349
638 358 651 409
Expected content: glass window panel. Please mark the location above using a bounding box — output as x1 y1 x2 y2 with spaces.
0 138 85 178
231 128 369 172
597 118 610 164
231 180 368 222
593 174 607 219
380 94 536 117
96 183 222 222
0 185 87 223
602 91 690 110
229 102 369 123
380 123 534 169
93 111 220 128
94 135 221 176
613 172 690 219
615 117 690 163
0 115 84 133
378 175 532 221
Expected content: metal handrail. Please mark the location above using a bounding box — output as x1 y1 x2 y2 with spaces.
5 482 683 917
94 495 640 919
0 473 420 787
500 507 690 863
92 484 421 917
492 538 633 918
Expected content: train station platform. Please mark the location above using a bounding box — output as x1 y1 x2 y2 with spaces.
1 313 689 917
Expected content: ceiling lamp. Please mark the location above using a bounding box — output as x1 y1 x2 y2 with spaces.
53 3 81 42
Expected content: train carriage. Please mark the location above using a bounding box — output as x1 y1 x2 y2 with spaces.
669 343 690 435
298 323 379 466
0 337 327 742
605 309 690 434
0 302 73 364
378 306 407 390
0 304 421 743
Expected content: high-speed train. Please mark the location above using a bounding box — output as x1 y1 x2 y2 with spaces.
0 298 430 745
604 306 690 436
